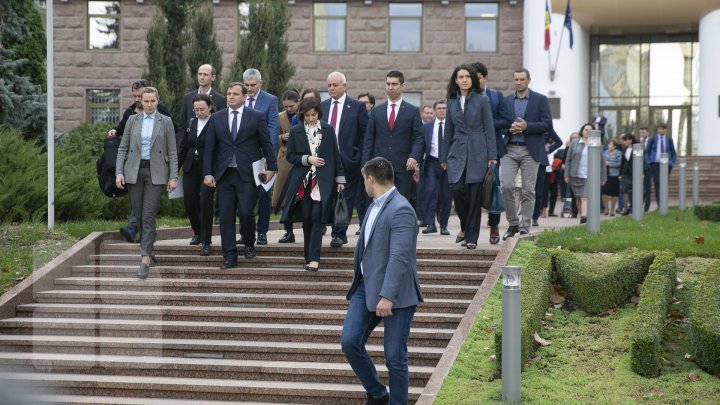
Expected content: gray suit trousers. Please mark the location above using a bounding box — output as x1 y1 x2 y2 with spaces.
127 167 165 256
500 144 539 230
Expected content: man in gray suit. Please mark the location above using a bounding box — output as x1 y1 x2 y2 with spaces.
341 157 423 405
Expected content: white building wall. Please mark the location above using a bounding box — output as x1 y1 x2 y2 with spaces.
697 9 720 155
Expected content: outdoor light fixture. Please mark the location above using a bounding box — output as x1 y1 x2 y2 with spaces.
364 0 373 5
441 0 450 5
632 143 643 157
588 130 602 147
502 265 521 403
502 266 521 289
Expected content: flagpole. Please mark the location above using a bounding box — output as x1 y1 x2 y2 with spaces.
552 26 566 76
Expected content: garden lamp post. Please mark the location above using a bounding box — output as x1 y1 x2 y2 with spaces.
587 130 602 233
692 163 700 206
678 159 686 211
659 153 669 215
632 143 644 222
502 265 521 403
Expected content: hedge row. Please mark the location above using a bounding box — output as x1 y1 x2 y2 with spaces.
630 251 677 376
693 201 720 222
689 260 720 376
494 247 553 370
553 250 655 314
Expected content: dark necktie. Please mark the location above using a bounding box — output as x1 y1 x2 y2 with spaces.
330 100 339 131
661 137 665 154
437 121 443 159
247 97 254 109
231 110 238 140
388 103 396 130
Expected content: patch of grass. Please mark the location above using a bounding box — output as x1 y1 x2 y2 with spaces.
435 251 720 404
536 208 718 258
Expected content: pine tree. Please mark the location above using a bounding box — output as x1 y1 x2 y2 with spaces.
0 0 46 91
186 5 223 88
0 48 46 140
229 0 295 98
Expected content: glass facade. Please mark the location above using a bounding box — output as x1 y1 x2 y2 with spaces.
591 38 699 156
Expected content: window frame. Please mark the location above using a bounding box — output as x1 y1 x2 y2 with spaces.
312 2 348 53
388 2 423 53
86 89 121 125
464 2 499 54
86 0 121 51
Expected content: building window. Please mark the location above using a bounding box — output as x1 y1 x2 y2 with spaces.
87 1 120 50
465 3 498 53
313 3 347 52
87 89 121 124
389 3 422 52
238 2 250 37
403 92 423 108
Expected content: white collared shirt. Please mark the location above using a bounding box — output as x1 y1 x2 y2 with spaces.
329 93 347 134
430 118 445 158
387 98 403 122
227 106 244 133
196 117 209 137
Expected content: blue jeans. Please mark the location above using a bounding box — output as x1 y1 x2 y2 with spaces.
341 281 416 405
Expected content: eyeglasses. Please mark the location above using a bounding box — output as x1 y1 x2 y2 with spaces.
193 108 209 113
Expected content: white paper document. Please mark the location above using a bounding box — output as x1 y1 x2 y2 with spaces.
168 176 184 199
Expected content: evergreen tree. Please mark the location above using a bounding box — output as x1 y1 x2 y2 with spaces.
229 0 295 98
0 48 46 140
0 0 46 91
186 5 223 88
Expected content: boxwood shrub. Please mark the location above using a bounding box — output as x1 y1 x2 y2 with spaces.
494 247 552 370
693 200 720 222
630 251 677 376
689 260 720 376
553 250 655 315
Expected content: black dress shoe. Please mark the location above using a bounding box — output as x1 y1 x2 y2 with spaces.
236 236 244 245
330 236 344 248
189 234 201 245
580 216 587 224
355 230 361 235
532 219 539 227
305 264 318 272
422 224 438 234
440 227 450 235
455 235 465 243
149 256 157 267
278 232 295 243
257 233 267 245
119 226 137 243
503 226 520 240
137 263 149 279
200 244 210 256
519 228 529 235
220 258 237 269
366 393 389 405
548 213 558 217
244 246 257 258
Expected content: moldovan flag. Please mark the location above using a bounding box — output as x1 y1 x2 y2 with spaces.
544 0 551 50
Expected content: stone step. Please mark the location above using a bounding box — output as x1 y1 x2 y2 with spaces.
26 395 299 405
0 318 455 347
0 352 434 386
35 290 472 313
51 277 480 300
16 303 463 329
0 335 445 367
70 265 486 285
88 254 492 272
103 243 499 261
0 372 422 404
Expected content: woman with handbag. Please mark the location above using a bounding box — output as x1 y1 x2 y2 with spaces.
279 98 345 271
441 64 497 250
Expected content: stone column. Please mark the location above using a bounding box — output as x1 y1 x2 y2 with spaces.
698 9 720 155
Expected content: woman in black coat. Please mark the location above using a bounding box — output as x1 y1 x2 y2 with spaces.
279 98 345 271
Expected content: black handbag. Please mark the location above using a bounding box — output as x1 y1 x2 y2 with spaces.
96 136 128 198
481 166 494 210
331 190 351 227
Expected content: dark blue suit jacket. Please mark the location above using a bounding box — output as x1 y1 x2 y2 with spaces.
203 107 278 184
321 95 368 181
179 88 227 136
485 87 511 159
362 100 425 175
421 119 444 163
504 89 553 166
248 90 280 149
644 134 677 168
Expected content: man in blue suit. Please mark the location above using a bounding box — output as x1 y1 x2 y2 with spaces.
420 100 451 235
643 123 676 211
341 157 423 405
322 71 369 247
500 68 553 239
239 68 279 246
362 71 425 204
203 82 277 269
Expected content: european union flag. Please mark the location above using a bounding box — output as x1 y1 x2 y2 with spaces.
563 0 574 49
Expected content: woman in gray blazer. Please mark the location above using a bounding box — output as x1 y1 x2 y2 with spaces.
564 123 606 224
442 64 497 249
115 87 178 279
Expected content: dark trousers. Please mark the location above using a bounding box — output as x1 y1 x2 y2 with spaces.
548 173 559 214
422 158 451 228
332 175 360 239
218 168 258 259
341 281 416 405
127 167 165 257
240 186 271 235
394 172 413 206
645 163 671 211
451 171 483 244
532 165 546 220
183 163 215 244
300 195 323 262
415 174 426 225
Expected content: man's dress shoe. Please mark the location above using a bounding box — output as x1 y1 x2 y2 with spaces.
189 234 201 245
244 246 257 258
278 232 295 243
200 244 210 256
257 233 267 245
422 224 438 234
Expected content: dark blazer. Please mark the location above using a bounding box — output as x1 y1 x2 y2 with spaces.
485 87 511 159
442 91 497 184
248 89 280 149
421 119 444 163
321 95 368 180
644 135 677 168
362 100 425 174
177 117 210 174
545 128 563 157
279 122 346 224
347 188 423 311
203 107 278 183
179 88 227 135
504 89 554 166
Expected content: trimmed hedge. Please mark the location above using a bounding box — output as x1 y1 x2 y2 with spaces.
693 200 720 222
689 260 720 376
495 247 553 370
630 251 677 376
553 250 655 314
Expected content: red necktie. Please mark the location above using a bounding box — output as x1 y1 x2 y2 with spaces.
388 103 396 130
330 100 339 131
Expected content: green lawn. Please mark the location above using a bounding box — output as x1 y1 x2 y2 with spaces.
436 210 720 404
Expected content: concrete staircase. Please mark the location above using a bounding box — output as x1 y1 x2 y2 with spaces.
0 240 498 404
